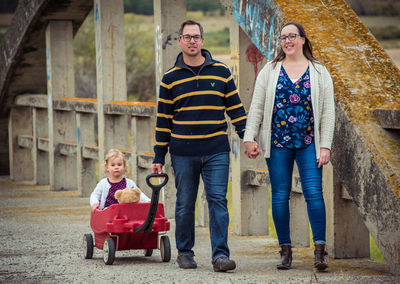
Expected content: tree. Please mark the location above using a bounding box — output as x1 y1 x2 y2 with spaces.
124 0 153 15
123 0 225 15
187 0 224 15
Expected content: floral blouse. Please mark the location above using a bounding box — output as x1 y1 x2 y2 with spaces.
271 66 314 149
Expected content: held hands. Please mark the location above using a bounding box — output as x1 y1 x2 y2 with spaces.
317 148 331 168
151 163 163 174
244 141 261 159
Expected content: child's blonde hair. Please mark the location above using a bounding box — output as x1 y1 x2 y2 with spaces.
104 149 127 174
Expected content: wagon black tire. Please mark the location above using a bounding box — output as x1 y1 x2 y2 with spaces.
160 235 171 262
83 234 94 259
144 249 153 256
103 238 116 265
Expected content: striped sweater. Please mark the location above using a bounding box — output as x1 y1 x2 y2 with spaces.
153 49 247 165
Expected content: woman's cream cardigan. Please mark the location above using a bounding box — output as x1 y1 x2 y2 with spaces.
243 60 335 159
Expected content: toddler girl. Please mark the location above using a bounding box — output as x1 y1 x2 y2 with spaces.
90 149 150 210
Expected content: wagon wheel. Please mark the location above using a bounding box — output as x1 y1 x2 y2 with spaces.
83 233 94 259
144 249 153 256
160 235 171 262
103 238 116 265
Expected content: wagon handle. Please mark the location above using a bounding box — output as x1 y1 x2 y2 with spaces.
146 173 169 189
134 173 169 234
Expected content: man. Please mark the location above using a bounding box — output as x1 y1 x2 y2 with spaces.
151 20 246 272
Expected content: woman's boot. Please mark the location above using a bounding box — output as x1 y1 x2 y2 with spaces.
277 245 292 269
314 244 328 271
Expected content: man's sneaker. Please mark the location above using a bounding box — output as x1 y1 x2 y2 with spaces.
212 255 236 272
177 253 197 269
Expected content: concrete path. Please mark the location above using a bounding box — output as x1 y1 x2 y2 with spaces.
0 178 398 283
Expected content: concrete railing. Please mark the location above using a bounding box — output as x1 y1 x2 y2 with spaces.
10 94 155 197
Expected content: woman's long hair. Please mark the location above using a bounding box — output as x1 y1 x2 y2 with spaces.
272 22 318 67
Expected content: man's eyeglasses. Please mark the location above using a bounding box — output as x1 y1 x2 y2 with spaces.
279 33 301 42
180 34 202 42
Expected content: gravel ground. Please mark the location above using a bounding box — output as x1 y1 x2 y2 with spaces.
0 178 398 284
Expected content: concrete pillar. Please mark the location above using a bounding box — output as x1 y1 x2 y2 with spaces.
230 18 269 236
197 179 209 227
153 0 186 220
94 0 129 172
131 116 152 182
8 107 33 181
31 108 37 184
34 108 49 185
0 117 9 175
153 0 186 99
76 112 96 197
46 20 77 190
161 155 175 219
290 165 310 248
325 163 370 258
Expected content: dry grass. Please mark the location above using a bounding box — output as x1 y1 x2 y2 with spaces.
187 11 230 32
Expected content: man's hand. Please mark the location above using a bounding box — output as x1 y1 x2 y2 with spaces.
244 141 260 159
151 163 164 174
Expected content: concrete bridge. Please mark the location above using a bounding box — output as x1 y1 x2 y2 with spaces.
0 0 399 275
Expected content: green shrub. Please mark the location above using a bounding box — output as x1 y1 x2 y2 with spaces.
124 0 153 15
124 14 155 102
73 12 96 98
203 27 230 55
187 0 224 16
73 12 156 102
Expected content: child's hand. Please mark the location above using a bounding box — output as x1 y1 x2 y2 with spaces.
91 203 99 211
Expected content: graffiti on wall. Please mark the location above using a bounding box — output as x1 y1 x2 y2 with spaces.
162 34 173 49
233 0 283 60
246 43 264 88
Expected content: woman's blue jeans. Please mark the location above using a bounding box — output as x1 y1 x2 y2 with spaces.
266 143 326 246
171 152 230 260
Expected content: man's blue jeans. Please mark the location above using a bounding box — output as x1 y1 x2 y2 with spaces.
171 152 230 260
266 143 326 246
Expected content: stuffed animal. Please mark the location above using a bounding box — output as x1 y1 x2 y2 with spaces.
114 187 142 204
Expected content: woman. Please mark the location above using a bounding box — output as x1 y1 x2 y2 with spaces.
244 22 335 271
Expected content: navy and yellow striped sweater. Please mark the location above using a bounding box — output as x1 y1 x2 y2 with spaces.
153 49 247 165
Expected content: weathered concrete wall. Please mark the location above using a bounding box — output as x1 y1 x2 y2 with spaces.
0 0 93 175
230 0 400 274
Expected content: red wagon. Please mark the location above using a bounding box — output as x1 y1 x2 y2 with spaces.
83 173 171 265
